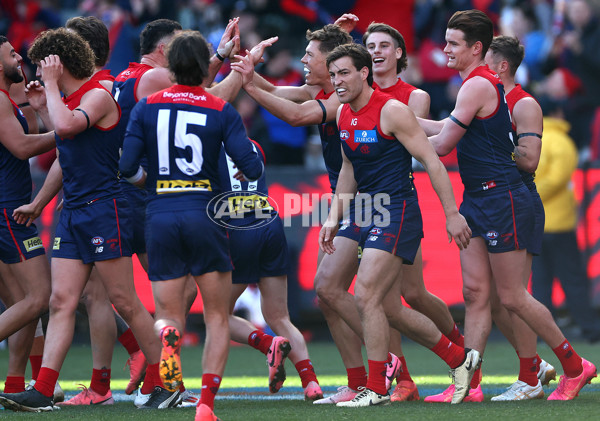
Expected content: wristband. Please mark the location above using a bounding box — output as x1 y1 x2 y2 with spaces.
215 51 225 62
125 166 144 184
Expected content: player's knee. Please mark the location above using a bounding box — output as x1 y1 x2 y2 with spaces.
402 288 426 310
462 283 487 308
48 291 77 315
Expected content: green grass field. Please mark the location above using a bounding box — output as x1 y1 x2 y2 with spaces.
1 339 599 420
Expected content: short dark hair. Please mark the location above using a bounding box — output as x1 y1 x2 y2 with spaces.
28 28 95 79
0 36 8 46
66 16 110 67
488 36 524 77
140 19 182 56
326 43 373 87
306 24 353 54
362 22 408 73
167 31 209 86
447 9 493 58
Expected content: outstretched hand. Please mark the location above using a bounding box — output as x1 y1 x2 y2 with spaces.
217 17 240 59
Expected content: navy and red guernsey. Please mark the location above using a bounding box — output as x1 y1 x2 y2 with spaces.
506 84 539 188
216 139 277 227
0 89 31 207
315 89 342 192
373 77 417 106
338 89 416 199
119 84 263 214
456 65 521 193
56 80 122 209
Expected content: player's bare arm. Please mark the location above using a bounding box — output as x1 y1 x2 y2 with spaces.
9 80 39 134
333 13 359 33
407 89 431 119
428 76 492 156
204 17 240 87
136 66 173 100
0 93 54 159
13 155 63 227
382 100 471 249
231 53 339 126
25 80 52 130
512 97 543 173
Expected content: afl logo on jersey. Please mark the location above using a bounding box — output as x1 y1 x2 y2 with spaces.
340 130 350 141
91 236 104 246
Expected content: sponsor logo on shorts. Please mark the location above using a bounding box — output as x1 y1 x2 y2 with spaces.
354 129 378 143
208 190 278 230
486 231 498 239
91 236 104 246
23 236 43 252
367 235 378 242
370 227 382 235
53 237 61 250
156 179 211 194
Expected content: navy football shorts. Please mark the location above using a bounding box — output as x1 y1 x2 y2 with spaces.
229 216 290 284
460 183 534 253
0 207 45 264
145 208 232 281
52 197 133 263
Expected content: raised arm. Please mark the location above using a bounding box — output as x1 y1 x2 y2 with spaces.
230 52 339 126
382 101 471 249
512 97 543 174
204 17 240 88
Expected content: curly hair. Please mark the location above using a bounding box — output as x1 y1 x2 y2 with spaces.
27 28 95 80
66 16 110 68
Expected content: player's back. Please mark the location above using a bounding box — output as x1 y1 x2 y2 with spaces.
126 85 263 213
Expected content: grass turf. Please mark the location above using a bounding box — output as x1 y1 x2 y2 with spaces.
1 339 599 419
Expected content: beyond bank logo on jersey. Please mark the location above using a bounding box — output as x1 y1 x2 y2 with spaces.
207 191 278 230
354 130 378 143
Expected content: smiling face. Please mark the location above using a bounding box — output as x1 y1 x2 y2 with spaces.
329 55 366 104
364 31 401 77
300 40 329 86
0 41 23 84
444 28 478 72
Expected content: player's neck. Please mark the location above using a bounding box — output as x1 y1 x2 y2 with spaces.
0 77 10 93
501 77 516 94
61 74 88 97
349 85 374 112
321 79 334 95
459 59 485 80
373 71 398 89
140 52 163 69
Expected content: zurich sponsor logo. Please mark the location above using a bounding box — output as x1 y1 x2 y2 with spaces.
340 130 350 141
91 236 104 246
486 230 498 240
354 129 378 143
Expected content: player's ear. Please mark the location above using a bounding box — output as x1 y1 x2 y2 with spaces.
360 66 369 81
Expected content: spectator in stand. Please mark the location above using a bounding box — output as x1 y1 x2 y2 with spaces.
530 97 600 344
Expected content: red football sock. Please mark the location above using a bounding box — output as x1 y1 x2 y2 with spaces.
90 368 111 395
552 339 583 378
179 381 185 393
518 356 539 387
4 376 25 393
446 323 464 348
397 356 412 382
34 367 59 398
118 329 140 356
430 335 465 368
248 330 273 356
365 360 387 395
29 355 42 381
295 359 318 388
141 363 160 394
200 373 221 410
347 366 367 391
535 354 542 373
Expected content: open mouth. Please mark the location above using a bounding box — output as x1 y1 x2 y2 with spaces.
372 57 384 64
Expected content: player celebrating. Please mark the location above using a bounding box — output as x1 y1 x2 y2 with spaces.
419 10 596 403
119 30 264 421
321 43 472 408
0 28 163 412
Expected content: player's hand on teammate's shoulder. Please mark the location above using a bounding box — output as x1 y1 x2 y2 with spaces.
445 211 471 250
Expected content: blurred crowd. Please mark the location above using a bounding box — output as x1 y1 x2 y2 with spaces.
2 0 600 167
